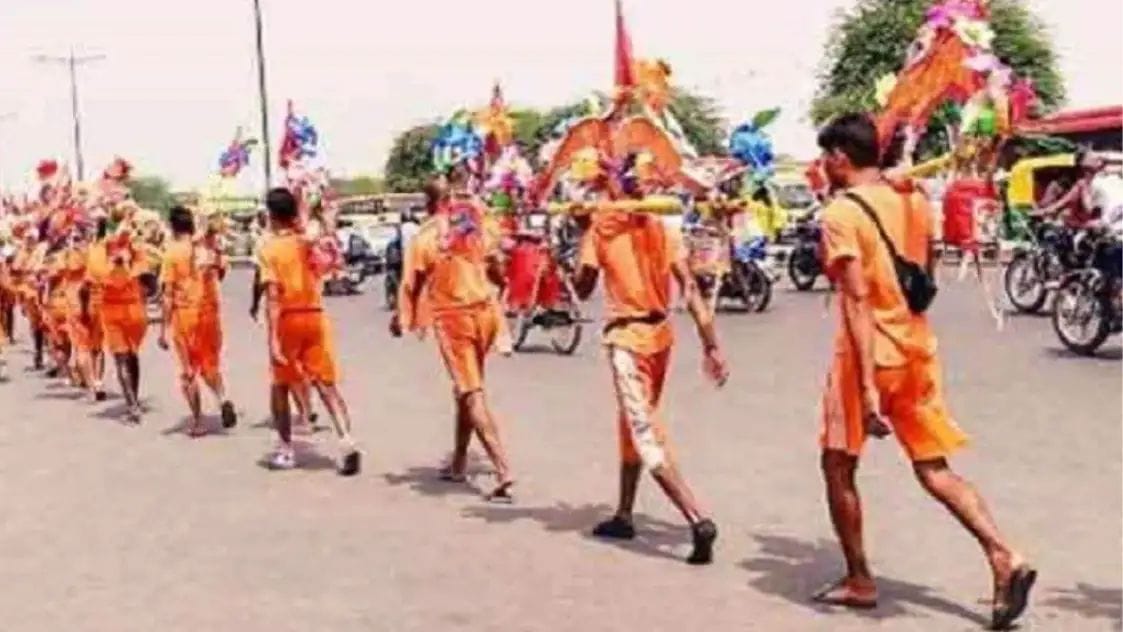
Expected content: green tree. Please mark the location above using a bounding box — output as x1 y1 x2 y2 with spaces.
384 123 440 193
668 89 727 156
811 0 1065 157
330 175 385 197
126 175 175 213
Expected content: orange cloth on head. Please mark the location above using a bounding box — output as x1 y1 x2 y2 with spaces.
819 183 966 460
608 346 673 469
578 211 683 355
258 231 337 386
433 306 498 395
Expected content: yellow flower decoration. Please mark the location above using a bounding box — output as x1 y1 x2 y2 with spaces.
954 18 995 50
874 73 898 107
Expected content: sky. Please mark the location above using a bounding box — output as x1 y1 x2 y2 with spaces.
0 0 1120 194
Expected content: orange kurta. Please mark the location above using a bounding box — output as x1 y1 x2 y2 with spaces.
88 237 148 355
64 245 103 353
819 183 968 461
578 211 684 469
258 231 337 387
160 239 226 380
401 207 501 395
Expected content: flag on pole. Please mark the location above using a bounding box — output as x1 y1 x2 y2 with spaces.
614 0 636 93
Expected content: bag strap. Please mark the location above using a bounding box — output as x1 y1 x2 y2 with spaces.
843 192 903 261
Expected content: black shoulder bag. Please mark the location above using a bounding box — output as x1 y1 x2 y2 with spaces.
843 192 937 314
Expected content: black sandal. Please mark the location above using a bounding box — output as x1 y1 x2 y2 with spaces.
991 565 1037 630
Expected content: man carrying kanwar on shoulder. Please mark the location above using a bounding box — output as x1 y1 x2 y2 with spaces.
390 169 516 502
569 151 729 565
257 187 360 475
812 113 1034 630
157 206 238 437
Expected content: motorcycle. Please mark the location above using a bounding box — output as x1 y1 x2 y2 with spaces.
787 212 823 291
324 233 377 296
689 226 773 313
1003 219 1078 314
1051 231 1122 356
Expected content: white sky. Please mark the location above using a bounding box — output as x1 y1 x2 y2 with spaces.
0 0 1120 193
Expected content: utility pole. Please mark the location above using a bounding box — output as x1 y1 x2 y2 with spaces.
33 49 104 181
253 0 273 194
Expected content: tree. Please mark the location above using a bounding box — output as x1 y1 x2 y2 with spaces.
126 175 175 213
811 0 1065 156
669 89 727 156
330 175 385 197
384 123 440 193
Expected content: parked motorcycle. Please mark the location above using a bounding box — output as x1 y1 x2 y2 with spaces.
1051 231 1122 356
690 230 773 314
787 213 823 291
324 233 377 296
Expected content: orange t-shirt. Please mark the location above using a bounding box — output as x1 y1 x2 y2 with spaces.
86 238 146 309
579 211 683 354
257 231 324 312
160 239 224 313
63 245 90 312
821 183 937 367
401 208 499 322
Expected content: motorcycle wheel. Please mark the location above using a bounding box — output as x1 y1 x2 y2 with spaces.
745 263 773 313
1003 253 1047 314
788 248 819 291
549 304 583 355
1051 276 1111 356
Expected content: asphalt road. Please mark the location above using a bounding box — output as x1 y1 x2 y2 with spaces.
0 269 1119 632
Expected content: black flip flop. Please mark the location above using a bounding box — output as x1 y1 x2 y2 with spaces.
992 565 1037 630
220 401 238 429
485 480 515 504
438 467 467 483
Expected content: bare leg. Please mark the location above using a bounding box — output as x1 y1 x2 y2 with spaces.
613 462 642 520
311 382 356 451
126 353 140 400
650 458 705 525
817 450 878 605
114 353 141 422
179 371 203 435
913 459 1028 598
449 396 473 476
270 384 293 445
972 251 1005 331
462 390 513 486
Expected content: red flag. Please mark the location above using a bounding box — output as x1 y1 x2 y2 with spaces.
614 0 635 91
278 100 299 169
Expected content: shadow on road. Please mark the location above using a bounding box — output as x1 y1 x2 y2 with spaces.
161 415 233 438
254 440 337 471
1042 346 1123 362
382 457 494 499
1042 583 1122 623
461 501 687 563
33 389 86 401
740 533 989 627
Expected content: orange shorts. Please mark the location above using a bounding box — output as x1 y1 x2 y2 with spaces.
68 312 104 352
102 303 148 355
433 305 498 396
608 346 673 470
272 310 337 387
170 308 223 381
821 350 969 462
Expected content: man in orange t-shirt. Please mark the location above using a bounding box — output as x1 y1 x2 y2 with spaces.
157 206 237 437
569 160 729 565
87 225 149 423
391 175 515 501
42 240 73 381
258 188 359 475
64 229 106 400
11 229 47 370
812 114 1034 629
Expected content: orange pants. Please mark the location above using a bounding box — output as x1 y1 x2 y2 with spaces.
68 311 104 353
821 350 969 462
433 305 498 396
608 346 673 470
102 303 147 355
45 300 70 347
170 308 222 381
272 310 337 387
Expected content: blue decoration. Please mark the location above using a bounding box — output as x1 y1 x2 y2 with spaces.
432 115 484 172
729 108 781 184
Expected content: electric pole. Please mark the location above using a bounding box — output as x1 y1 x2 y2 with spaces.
33 49 105 181
253 0 273 194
